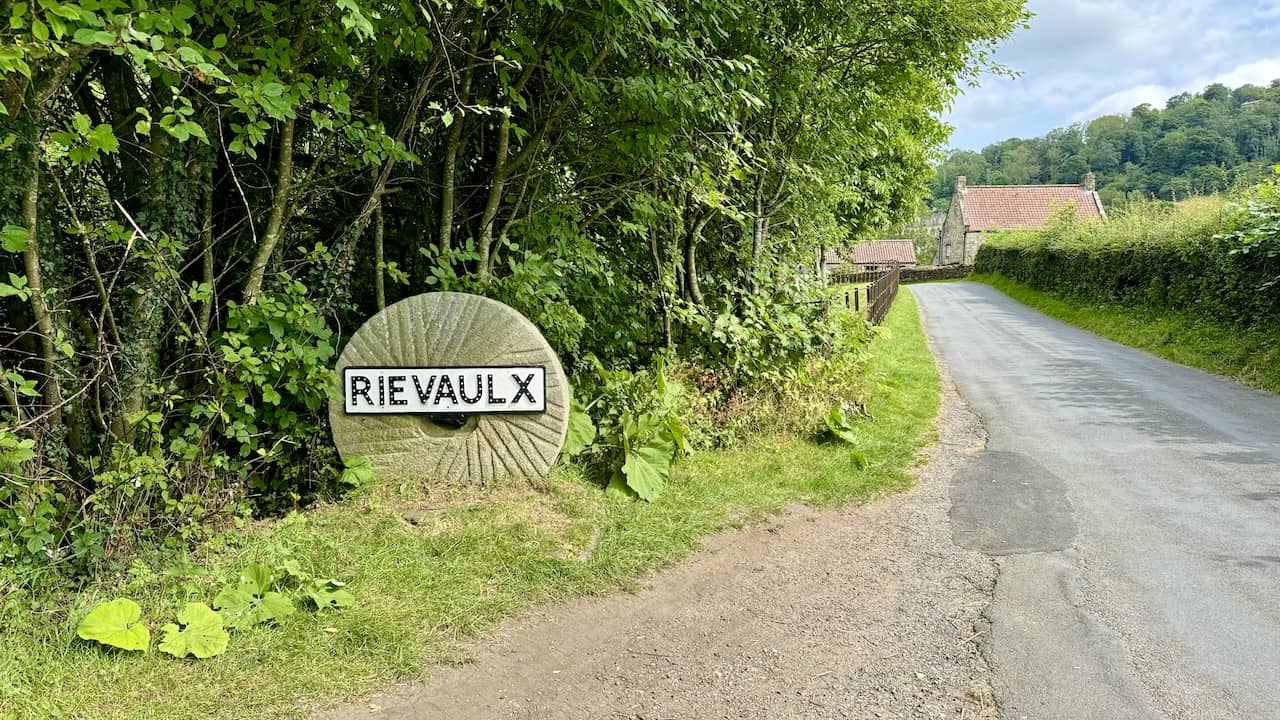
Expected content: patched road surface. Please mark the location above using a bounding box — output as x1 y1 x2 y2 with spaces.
913 282 1280 720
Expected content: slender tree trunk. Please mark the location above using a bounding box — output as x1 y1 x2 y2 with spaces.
342 34 452 258
243 116 296 303
198 159 215 335
683 212 712 307
750 183 766 295
21 159 64 427
1 380 21 423
650 223 673 350
373 200 386 310
438 57 474 253
476 115 510 275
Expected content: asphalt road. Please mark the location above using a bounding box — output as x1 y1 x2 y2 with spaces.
911 282 1280 720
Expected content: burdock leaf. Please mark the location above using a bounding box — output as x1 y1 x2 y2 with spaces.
622 432 674 502
159 603 229 659
77 598 150 652
562 399 597 458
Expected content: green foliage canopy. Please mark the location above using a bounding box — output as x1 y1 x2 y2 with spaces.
0 0 1026 577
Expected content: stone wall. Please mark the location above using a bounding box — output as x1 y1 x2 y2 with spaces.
900 265 972 283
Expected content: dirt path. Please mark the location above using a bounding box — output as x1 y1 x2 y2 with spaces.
317 374 998 720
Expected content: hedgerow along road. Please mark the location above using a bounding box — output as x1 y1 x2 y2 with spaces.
912 281 1280 719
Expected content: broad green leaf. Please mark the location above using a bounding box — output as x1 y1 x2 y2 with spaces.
213 585 295 629
1 225 28 253
339 455 373 487
849 450 869 470
562 399 596 458
211 585 256 628
239 562 277 594
824 406 860 445
307 579 355 610
621 414 674 502
258 591 296 621
159 603 229 659
77 598 150 652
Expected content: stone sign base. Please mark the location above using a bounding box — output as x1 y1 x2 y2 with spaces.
329 292 569 484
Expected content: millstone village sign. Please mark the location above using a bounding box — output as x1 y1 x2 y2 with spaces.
329 292 569 484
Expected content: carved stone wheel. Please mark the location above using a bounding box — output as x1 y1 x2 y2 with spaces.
329 292 569 484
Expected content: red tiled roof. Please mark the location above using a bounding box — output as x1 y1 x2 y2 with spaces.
852 240 917 266
961 185 1103 231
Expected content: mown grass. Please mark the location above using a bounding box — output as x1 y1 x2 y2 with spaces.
975 273 1280 394
0 293 940 720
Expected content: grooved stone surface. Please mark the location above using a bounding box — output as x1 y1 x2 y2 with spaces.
329 292 568 484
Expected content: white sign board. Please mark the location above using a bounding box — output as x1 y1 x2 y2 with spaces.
343 366 546 415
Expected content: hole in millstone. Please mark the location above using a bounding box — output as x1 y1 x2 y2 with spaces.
418 413 480 438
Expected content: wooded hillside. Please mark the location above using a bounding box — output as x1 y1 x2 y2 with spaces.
932 81 1280 206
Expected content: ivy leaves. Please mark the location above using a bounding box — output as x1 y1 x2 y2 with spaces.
76 598 151 652
159 604 229 659
213 563 296 630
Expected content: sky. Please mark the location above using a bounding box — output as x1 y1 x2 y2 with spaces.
943 0 1280 151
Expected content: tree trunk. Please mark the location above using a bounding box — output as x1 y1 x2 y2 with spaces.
683 212 712 307
243 115 296 303
373 200 386 310
21 160 64 427
438 56 475 253
750 183 767 295
650 223 673 349
198 158 215 335
476 115 510 275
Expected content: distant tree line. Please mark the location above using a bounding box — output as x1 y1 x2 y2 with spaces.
931 80 1280 207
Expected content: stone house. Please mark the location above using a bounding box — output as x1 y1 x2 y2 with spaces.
936 174 1106 265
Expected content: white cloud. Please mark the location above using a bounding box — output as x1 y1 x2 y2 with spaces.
945 0 1280 148
1212 57 1280 88
1070 57 1280 121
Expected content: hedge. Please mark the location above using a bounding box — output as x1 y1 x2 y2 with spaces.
973 198 1280 329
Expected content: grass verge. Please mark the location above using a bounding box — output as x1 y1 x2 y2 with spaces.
974 273 1280 394
0 292 940 720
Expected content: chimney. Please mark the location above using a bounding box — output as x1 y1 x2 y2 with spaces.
955 175 966 194
1083 172 1096 191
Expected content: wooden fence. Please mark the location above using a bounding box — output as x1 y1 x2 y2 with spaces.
822 264 901 325
866 263 901 325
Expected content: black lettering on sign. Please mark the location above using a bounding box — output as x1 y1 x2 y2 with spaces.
350 375 373 406
434 374 458 405
388 375 407 406
459 374 483 404
487 374 506 404
378 375 386 406
511 373 536 405
413 374 436 403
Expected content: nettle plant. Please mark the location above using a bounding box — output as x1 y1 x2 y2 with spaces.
75 561 353 658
